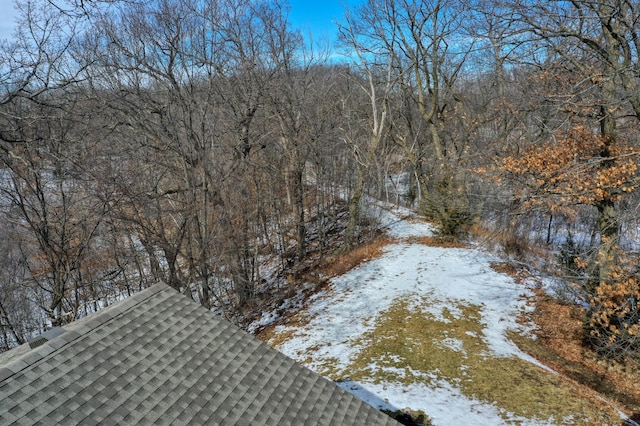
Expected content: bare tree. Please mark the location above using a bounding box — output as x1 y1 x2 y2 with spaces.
491 0 640 359
338 0 475 237
265 29 342 259
0 219 35 350
86 0 303 310
338 6 398 247
0 0 124 329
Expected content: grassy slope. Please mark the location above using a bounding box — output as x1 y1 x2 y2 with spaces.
257 233 638 425
345 296 620 424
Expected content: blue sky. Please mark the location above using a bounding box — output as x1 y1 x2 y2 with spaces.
0 0 362 42
0 0 18 41
288 0 361 41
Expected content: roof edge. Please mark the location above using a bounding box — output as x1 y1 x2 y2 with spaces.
0 283 171 382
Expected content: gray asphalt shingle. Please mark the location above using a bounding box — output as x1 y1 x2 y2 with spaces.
0 283 399 425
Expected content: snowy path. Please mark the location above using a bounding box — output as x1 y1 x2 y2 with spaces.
256 206 592 425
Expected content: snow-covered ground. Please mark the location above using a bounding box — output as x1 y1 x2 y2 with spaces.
252 205 620 425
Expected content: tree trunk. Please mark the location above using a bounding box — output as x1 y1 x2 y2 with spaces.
346 165 366 249
291 166 306 260
595 74 620 287
595 198 619 286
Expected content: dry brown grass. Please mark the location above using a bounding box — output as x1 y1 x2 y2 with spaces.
260 230 637 423
467 223 506 250
345 296 621 424
258 319 308 348
319 236 396 278
493 262 640 416
256 236 395 343
468 223 553 260
516 288 640 414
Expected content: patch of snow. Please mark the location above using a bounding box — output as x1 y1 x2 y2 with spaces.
247 311 279 334
275 242 538 366
337 378 548 426
369 202 437 239
259 205 616 424
246 285 311 334
439 337 466 354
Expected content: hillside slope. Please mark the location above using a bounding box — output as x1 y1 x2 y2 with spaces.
254 206 628 425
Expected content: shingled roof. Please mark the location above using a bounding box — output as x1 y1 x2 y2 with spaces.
0 283 398 425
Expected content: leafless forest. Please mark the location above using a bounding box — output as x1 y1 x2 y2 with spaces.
1 0 640 361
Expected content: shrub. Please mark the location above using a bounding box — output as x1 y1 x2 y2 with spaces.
422 176 474 239
585 261 640 361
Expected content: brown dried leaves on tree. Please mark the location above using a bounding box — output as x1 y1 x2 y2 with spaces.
500 126 640 359
500 126 639 218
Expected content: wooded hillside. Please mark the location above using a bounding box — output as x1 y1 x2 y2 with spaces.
1 0 639 363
